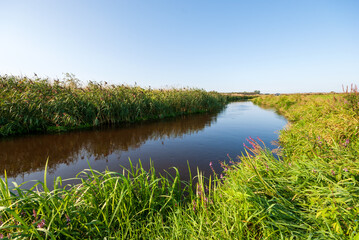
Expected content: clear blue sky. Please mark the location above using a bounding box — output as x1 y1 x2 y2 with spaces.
1 1 358 93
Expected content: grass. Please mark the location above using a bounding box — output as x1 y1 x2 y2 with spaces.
0 74 226 137
1 86 359 239
222 94 257 102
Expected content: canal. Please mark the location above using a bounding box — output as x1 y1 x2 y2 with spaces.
0 101 287 188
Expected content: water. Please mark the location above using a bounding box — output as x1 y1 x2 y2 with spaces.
0 102 287 188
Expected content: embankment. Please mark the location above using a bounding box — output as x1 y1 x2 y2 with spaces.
0 75 226 137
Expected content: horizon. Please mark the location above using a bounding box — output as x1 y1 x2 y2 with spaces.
1 1 358 93
1 73 353 95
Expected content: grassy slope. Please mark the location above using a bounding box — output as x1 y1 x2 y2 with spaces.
1 91 359 239
0 75 226 137
249 92 359 239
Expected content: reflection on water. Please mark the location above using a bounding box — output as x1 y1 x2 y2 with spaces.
0 112 218 178
0 102 287 188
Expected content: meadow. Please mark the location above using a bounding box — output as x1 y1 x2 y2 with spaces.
0 82 359 239
0 75 226 137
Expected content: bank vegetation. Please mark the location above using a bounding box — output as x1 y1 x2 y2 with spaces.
0 83 358 239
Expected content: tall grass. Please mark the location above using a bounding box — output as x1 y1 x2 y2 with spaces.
250 89 359 238
0 160 223 239
0 74 226 137
1 88 358 239
222 94 257 102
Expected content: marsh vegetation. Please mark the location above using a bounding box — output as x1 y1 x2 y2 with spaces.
0 79 358 239
0 75 226 137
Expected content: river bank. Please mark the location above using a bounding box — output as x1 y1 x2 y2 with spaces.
0 90 358 239
0 75 226 137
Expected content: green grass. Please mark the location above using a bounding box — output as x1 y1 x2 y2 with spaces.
0 74 226 137
0 160 221 239
221 94 257 102
1 87 359 239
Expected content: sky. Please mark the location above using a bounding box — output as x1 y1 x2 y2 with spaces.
0 1 358 93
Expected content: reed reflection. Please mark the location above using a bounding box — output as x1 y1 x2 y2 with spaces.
0 112 219 178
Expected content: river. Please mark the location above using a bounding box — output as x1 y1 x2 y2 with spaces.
0 101 287 188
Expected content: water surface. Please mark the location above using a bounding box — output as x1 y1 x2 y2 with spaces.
0 102 287 187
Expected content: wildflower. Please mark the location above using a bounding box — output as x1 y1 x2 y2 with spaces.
32 209 37 219
248 138 257 148
288 162 292 167
316 136 323 145
197 185 202 196
65 214 71 226
343 167 348 172
312 169 317 173
344 139 350 147
0 233 3 239
220 174 223 179
209 162 213 167
192 200 197 212
37 219 45 228
243 143 251 150
331 170 335 175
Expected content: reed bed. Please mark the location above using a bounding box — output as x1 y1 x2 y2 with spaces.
0 75 226 137
0 86 358 239
221 94 257 102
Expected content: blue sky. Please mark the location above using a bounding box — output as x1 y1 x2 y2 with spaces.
1 1 358 93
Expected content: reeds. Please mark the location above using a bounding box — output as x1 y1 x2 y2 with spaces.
1 87 358 239
0 75 226 137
